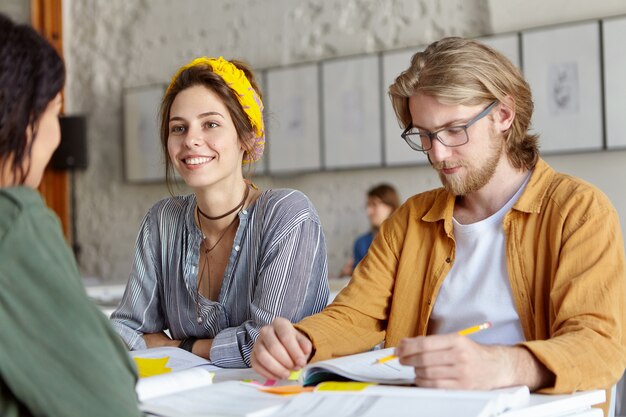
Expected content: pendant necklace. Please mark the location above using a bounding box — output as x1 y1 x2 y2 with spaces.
194 185 250 324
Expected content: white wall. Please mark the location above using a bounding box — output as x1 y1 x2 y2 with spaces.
64 0 487 281
489 0 626 273
488 0 626 33
63 0 626 282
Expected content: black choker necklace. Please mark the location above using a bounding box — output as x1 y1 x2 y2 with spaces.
194 184 250 324
197 185 250 221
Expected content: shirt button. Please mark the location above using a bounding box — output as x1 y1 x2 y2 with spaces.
235 245 240 251
445 257 451 263
242 209 247 215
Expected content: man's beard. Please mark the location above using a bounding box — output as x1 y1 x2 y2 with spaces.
432 138 503 196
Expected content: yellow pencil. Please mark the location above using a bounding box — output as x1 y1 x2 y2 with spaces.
457 321 492 336
374 321 493 365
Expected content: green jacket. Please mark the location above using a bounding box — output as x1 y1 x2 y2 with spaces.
0 187 142 417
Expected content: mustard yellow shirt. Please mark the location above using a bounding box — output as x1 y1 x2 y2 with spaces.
297 159 626 412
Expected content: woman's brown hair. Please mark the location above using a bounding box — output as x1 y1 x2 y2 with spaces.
159 60 262 192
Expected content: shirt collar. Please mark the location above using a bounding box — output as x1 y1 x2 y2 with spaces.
420 158 553 229
512 158 553 214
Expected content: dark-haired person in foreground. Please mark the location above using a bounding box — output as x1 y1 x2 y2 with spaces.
0 13 142 417
251 37 626 416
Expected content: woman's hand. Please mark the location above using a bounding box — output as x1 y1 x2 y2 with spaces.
143 332 213 360
143 332 179 348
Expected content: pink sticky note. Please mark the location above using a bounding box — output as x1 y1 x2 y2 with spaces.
263 379 277 386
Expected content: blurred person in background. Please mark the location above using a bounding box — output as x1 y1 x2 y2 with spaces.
340 183 400 277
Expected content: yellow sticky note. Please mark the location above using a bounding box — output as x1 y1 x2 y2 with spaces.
288 370 302 381
133 356 172 378
315 381 374 392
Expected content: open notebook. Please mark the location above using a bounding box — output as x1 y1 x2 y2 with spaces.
293 347 530 417
301 347 415 386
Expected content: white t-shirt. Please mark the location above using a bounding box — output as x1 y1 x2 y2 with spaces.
427 175 531 345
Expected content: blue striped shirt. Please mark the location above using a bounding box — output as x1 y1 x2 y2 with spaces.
110 189 329 367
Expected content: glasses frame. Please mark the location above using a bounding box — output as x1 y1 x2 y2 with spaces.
401 100 499 152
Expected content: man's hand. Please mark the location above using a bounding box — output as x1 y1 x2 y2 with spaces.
251 317 312 380
395 334 554 391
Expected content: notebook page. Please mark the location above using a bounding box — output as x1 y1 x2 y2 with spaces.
303 347 414 385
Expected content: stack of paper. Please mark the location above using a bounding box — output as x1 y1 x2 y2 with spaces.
266 384 529 417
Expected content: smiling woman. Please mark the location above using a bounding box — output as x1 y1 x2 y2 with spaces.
110 57 329 367
166 85 244 190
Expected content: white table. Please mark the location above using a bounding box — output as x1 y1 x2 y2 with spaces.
501 390 605 417
139 361 605 417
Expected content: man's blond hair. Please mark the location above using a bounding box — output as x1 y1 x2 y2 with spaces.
389 37 539 170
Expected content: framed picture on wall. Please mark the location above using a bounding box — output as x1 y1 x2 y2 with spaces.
381 47 428 167
602 16 626 150
521 21 603 154
123 84 167 182
265 63 321 174
322 54 382 169
477 33 521 70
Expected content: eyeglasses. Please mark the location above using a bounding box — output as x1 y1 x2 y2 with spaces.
401 101 498 152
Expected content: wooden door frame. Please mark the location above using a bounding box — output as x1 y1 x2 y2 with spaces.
31 0 71 240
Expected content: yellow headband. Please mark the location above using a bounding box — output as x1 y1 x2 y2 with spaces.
167 56 265 164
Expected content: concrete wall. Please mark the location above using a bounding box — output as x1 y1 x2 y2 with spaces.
62 0 626 282
0 0 29 23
